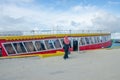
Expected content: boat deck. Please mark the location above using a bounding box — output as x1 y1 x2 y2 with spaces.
0 48 120 80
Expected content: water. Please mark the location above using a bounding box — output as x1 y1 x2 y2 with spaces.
111 39 120 48
111 43 120 47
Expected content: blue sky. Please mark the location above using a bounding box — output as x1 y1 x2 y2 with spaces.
33 0 120 14
0 0 120 37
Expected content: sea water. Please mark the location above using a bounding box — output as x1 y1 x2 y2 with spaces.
111 43 120 47
111 39 120 48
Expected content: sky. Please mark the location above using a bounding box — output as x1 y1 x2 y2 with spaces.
0 0 120 38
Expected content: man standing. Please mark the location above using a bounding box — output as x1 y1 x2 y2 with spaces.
63 36 70 59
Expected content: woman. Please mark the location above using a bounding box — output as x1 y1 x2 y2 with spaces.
63 36 70 59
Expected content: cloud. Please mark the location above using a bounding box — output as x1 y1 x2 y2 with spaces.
0 0 120 34
108 1 120 5
0 15 24 25
91 11 120 32
0 3 53 31
1 0 34 4
71 5 97 13
111 32 120 39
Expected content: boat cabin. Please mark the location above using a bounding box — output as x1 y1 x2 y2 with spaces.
0 30 112 57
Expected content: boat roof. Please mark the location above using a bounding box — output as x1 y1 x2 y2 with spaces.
0 30 111 41
0 33 110 41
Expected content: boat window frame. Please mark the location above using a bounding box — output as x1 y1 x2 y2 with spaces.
52 39 62 49
90 37 95 44
108 35 111 40
23 41 36 53
96 36 100 43
3 43 16 55
94 36 98 43
83 37 87 45
44 39 55 50
68 37 72 47
87 37 91 44
59 38 64 48
13 42 27 54
0 47 2 57
102 36 106 42
60 38 64 47
34 40 46 51
85 37 91 45
105 35 109 41
80 37 83 46
99 36 103 43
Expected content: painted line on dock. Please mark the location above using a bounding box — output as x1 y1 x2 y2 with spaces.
0 51 64 59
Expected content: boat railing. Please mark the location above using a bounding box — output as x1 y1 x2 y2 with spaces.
0 30 110 36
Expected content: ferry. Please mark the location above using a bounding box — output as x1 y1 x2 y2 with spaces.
0 30 112 57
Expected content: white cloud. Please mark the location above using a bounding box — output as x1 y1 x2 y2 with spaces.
71 5 97 13
91 11 120 32
0 1 120 34
1 0 34 4
111 32 120 39
108 1 120 5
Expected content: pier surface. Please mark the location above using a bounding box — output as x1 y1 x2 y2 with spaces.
0 48 120 80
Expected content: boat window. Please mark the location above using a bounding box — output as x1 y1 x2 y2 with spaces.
68 37 72 47
90 37 94 44
102 36 106 42
99 36 103 42
97 36 101 43
4 43 16 55
108 35 111 40
87 37 91 44
79 38 82 45
82 38 85 45
23 42 36 52
60 38 64 46
89 37 92 44
105 36 108 41
104 36 106 42
53 39 61 48
0 48 2 57
90 37 95 44
60 38 64 44
44 40 54 49
85 37 90 44
13 43 26 53
94 37 98 43
79 38 83 45
80 37 85 45
106 36 108 41
105 36 107 41
35 40 45 51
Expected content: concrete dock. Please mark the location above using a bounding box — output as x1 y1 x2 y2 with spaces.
0 48 120 80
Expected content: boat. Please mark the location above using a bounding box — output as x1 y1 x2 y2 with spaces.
0 30 112 57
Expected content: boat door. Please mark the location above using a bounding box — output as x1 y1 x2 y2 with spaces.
73 38 78 51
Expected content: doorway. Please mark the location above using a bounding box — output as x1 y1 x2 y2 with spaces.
73 40 78 51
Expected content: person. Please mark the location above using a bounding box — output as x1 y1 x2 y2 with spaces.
63 36 71 59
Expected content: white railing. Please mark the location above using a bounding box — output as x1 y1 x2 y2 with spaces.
0 30 110 36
